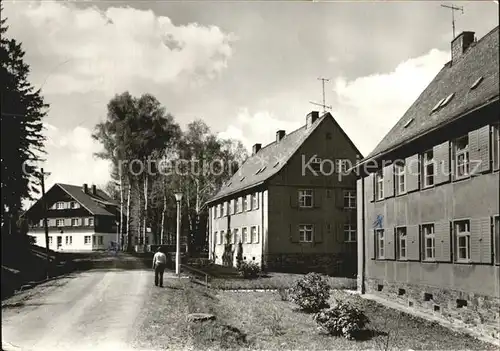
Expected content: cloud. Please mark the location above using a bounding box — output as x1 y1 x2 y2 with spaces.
41 124 111 190
3 1 236 95
332 48 450 156
218 108 302 150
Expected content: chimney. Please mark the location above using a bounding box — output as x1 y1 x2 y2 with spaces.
306 111 319 129
451 31 475 64
252 143 262 155
276 130 286 142
92 184 97 195
82 183 88 193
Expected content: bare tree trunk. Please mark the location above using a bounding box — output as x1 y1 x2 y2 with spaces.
119 171 123 250
160 187 166 245
126 182 131 252
143 174 148 246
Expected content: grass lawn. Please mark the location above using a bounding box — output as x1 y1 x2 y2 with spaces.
136 280 496 350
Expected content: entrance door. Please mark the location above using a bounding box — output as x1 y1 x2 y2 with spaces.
57 236 62 249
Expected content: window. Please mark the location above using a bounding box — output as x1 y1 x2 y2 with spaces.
214 231 218 245
455 220 470 262
242 196 248 211
242 227 248 243
92 236 96 245
299 224 313 242
56 202 65 210
375 229 384 259
70 201 79 209
220 230 225 245
71 218 80 226
252 193 259 210
56 219 65 227
217 204 221 218
222 202 227 217
403 118 414 128
344 224 356 242
236 197 242 213
251 226 258 243
213 207 216 219
470 76 483 90
336 159 349 174
343 190 356 209
65 236 72 245
98 236 103 245
39 219 44 227
453 135 469 178
229 200 235 215
394 161 406 195
49 236 53 245
311 157 322 172
422 224 435 260
440 92 455 108
84 236 91 245
298 189 313 208
431 98 445 113
422 149 435 188
375 170 384 200
493 123 500 170
89 218 94 226
233 228 239 244
396 227 407 260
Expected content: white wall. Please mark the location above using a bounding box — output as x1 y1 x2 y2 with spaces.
29 230 118 252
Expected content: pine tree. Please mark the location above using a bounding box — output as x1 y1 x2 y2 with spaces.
0 11 48 232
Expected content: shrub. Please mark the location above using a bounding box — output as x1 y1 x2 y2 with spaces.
235 242 243 270
237 261 260 279
289 273 330 313
277 287 289 301
313 301 369 339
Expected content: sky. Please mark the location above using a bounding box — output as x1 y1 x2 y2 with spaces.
2 0 499 202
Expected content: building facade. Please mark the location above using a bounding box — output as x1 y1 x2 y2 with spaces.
355 28 499 340
25 183 123 251
207 111 363 275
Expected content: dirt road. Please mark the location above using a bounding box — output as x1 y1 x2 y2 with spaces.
2 269 179 351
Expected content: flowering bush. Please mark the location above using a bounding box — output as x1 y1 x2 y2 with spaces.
288 273 330 313
237 261 260 279
313 301 369 339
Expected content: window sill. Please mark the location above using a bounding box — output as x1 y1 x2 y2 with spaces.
422 259 437 263
455 259 472 264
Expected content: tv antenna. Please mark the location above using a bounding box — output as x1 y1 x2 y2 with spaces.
441 4 464 39
309 77 332 114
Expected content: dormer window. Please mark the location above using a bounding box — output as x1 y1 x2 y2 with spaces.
56 202 65 210
431 98 446 113
440 93 455 108
470 77 483 90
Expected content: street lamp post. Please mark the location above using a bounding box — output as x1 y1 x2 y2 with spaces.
174 192 183 276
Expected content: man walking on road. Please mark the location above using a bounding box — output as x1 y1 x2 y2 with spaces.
152 247 167 287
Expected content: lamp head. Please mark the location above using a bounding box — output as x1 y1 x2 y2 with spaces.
174 192 183 202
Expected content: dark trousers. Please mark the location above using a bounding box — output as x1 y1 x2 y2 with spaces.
154 263 166 286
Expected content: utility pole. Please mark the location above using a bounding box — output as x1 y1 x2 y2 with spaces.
309 77 332 114
441 4 464 39
40 168 51 279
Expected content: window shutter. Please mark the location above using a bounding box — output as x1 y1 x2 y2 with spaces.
49 219 56 227
494 217 500 265
469 129 481 176
383 164 394 198
313 188 322 208
314 221 323 243
290 191 298 208
470 217 492 264
255 226 260 244
434 141 450 185
384 228 395 260
290 223 299 243
65 218 71 226
370 230 376 259
406 225 420 261
405 154 419 192
335 189 344 208
479 126 491 173
435 221 451 262
366 173 374 202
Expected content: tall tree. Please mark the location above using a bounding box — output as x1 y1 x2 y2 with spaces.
0 11 47 232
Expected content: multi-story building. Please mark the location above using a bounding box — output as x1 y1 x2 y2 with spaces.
355 27 499 340
25 183 123 251
207 111 363 275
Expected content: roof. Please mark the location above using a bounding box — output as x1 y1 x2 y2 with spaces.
207 112 362 204
55 183 118 216
359 26 499 165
